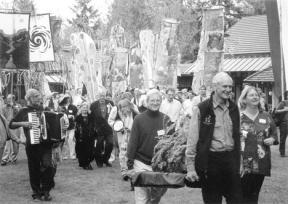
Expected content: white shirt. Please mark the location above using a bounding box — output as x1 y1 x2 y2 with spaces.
160 99 182 122
182 99 193 116
191 95 207 107
121 112 134 130
108 106 118 128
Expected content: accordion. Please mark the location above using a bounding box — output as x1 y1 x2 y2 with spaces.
28 111 65 144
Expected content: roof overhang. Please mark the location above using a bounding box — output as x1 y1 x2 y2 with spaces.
183 55 271 74
244 67 274 82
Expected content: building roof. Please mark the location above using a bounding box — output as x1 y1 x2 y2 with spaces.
244 67 274 82
223 55 271 72
45 75 65 83
183 55 271 74
178 63 194 75
225 15 270 55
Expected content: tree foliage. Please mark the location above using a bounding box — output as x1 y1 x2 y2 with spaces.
68 0 102 40
109 0 155 45
13 0 36 14
108 0 268 63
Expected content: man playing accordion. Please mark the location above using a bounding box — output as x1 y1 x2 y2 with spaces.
9 89 54 201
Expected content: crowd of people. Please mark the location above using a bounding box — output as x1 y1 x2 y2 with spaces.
0 71 287 203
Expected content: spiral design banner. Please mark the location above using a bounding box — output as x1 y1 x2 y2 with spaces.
29 14 54 62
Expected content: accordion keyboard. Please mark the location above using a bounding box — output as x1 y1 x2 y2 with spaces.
28 112 40 144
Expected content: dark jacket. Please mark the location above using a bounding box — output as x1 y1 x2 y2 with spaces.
63 104 78 130
75 114 97 142
195 94 240 173
90 99 114 137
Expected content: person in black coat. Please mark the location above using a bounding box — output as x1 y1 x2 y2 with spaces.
75 103 96 170
90 92 114 167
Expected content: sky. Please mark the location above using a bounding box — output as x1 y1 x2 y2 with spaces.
33 0 113 23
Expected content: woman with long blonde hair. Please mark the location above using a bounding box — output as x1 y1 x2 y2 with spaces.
238 85 278 203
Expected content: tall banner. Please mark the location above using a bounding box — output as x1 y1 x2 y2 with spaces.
154 18 179 88
70 32 103 102
50 16 62 52
130 48 144 89
111 47 128 97
278 0 288 91
0 13 30 69
29 14 54 62
139 30 155 89
192 8 224 94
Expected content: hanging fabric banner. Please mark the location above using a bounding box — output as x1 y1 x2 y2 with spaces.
192 8 224 94
139 30 155 89
130 47 144 89
154 18 179 89
0 13 30 69
29 14 54 62
110 47 128 97
278 0 288 91
70 32 103 102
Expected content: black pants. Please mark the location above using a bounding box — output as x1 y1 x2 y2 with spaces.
279 122 287 155
94 134 113 164
241 174 265 204
200 151 242 204
76 137 94 167
25 144 53 195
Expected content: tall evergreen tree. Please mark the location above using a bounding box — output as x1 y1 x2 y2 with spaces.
68 0 102 40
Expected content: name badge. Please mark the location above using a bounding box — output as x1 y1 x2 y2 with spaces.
259 119 266 124
157 130 165 136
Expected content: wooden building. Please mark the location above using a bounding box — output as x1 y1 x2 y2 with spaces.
182 15 275 108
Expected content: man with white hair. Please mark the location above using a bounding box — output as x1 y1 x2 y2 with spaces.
186 72 242 203
127 89 170 204
9 89 54 201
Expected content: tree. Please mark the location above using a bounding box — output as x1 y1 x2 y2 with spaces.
68 0 102 40
13 0 36 14
108 0 267 63
109 0 155 44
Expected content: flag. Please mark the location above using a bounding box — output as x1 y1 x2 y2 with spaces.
0 13 30 69
29 14 54 62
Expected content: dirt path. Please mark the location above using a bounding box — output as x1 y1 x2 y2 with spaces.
0 145 287 204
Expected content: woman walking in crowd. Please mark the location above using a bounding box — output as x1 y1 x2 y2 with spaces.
90 91 114 167
111 98 138 180
75 103 96 170
1 94 22 166
58 94 78 160
238 86 278 204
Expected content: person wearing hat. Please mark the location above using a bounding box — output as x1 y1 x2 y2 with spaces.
9 89 54 201
58 94 78 160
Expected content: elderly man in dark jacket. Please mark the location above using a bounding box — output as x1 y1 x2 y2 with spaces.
90 91 114 167
186 72 242 204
